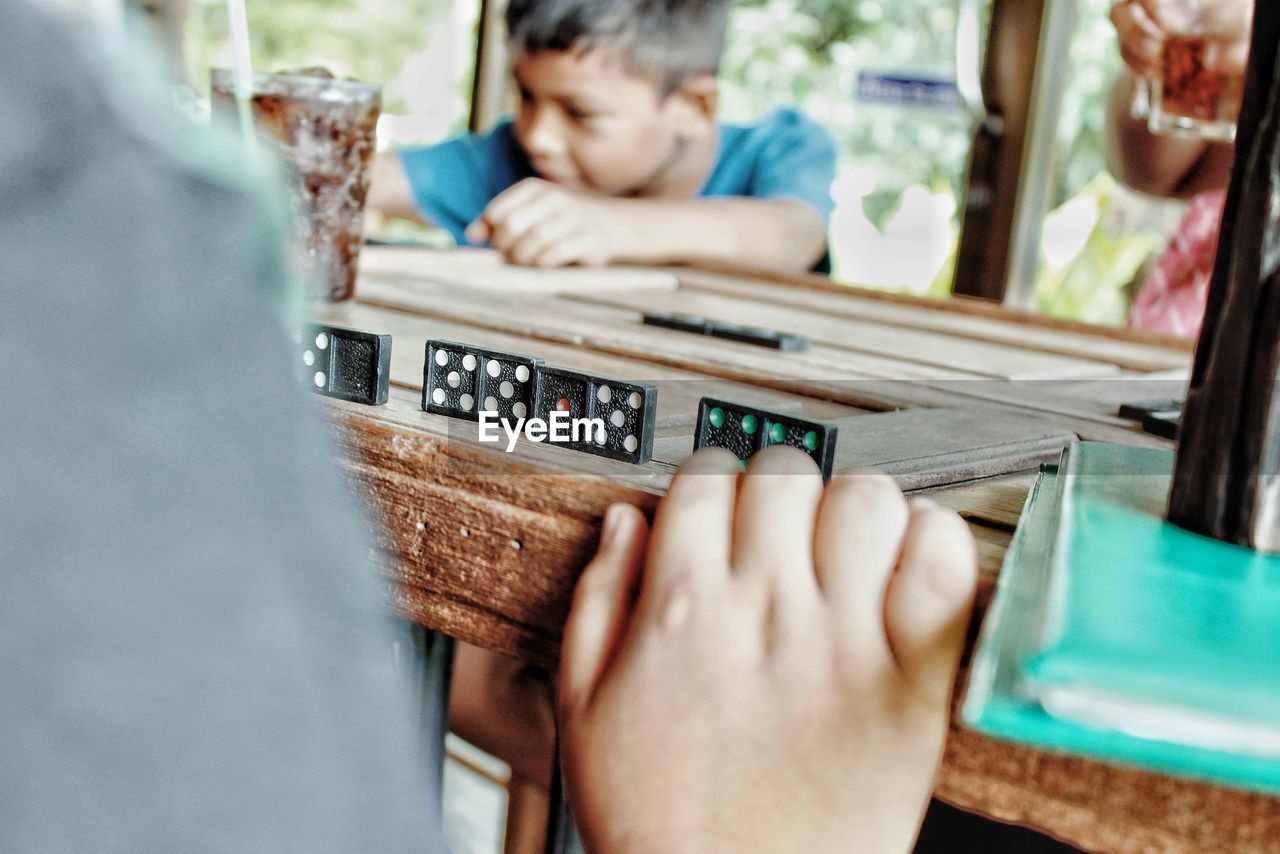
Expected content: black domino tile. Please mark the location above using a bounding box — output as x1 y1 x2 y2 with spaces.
423 340 542 422
694 397 838 478
706 321 810 351
1142 410 1180 440
533 366 657 464
1118 399 1182 422
642 312 810 351
300 324 391 405
643 312 709 335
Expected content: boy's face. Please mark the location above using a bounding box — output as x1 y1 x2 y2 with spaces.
512 48 715 197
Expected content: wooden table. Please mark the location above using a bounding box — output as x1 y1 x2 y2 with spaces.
313 247 1279 854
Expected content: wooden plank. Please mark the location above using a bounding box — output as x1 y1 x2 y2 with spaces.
327 393 661 667
938 713 1280 854
354 276 1185 449
832 409 1071 490
356 275 982 383
675 262 1194 353
359 246 679 294
570 287 1121 381
651 409 1073 491
1040 372 1189 417
920 473 1038 530
675 268 1192 373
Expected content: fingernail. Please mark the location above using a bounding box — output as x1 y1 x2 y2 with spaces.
910 497 940 510
601 504 628 548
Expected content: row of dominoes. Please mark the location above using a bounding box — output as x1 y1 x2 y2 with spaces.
298 323 840 475
422 339 658 464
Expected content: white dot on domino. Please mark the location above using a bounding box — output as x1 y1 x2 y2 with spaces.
313 371 326 387
460 393 474 412
624 435 639 453
500 381 514 399
315 333 329 350
513 402 527 418
303 350 315 366
432 388 446 405
610 409 625 428
516 365 530 382
435 350 449 367
487 360 502 378
628 391 642 409
597 386 611 404
462 354 477 371
447 371 461 389
484 396 498 411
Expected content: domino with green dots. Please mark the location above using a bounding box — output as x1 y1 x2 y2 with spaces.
693 397 838 479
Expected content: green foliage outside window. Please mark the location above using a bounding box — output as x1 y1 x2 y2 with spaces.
185 0 471 126
719 0 1171 324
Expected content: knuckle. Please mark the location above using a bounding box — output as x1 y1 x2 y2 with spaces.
668 471 732 509
748 445 822 477
829 470 905 508
653 574 700 634
918 505 973 542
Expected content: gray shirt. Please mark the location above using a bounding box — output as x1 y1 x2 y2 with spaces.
0 3 443 851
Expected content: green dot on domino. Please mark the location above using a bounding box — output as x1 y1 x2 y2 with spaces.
803 430 818 451
709 407 725 428
768 422 785 443
741 414 757 435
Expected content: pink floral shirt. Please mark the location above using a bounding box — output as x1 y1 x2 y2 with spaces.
1129 190 1226 338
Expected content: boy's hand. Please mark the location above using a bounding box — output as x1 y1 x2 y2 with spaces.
465 178 628 268
558 447 978 854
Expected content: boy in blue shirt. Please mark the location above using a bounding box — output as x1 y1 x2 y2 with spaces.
368 0 836 273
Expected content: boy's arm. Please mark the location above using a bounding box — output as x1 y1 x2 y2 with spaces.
366 151 428 224
610 196 827 274
467 179 828 275
1104 71 1235 198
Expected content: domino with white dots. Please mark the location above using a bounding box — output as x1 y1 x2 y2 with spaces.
534 366 657 464
693 397 838 479
298 324 391 405
422 340 543 422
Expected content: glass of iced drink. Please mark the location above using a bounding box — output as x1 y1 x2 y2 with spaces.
1145 1 1246 142
211 68 381 301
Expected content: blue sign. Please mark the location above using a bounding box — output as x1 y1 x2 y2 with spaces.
855 72 962 110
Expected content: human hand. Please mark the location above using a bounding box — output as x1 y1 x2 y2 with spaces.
557 447 978 854
464 178 628 268
1111 0 1253 79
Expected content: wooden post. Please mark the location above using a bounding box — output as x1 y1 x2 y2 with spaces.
1168 1 1280 550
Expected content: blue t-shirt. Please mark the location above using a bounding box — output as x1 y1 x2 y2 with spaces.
399 106 837 250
